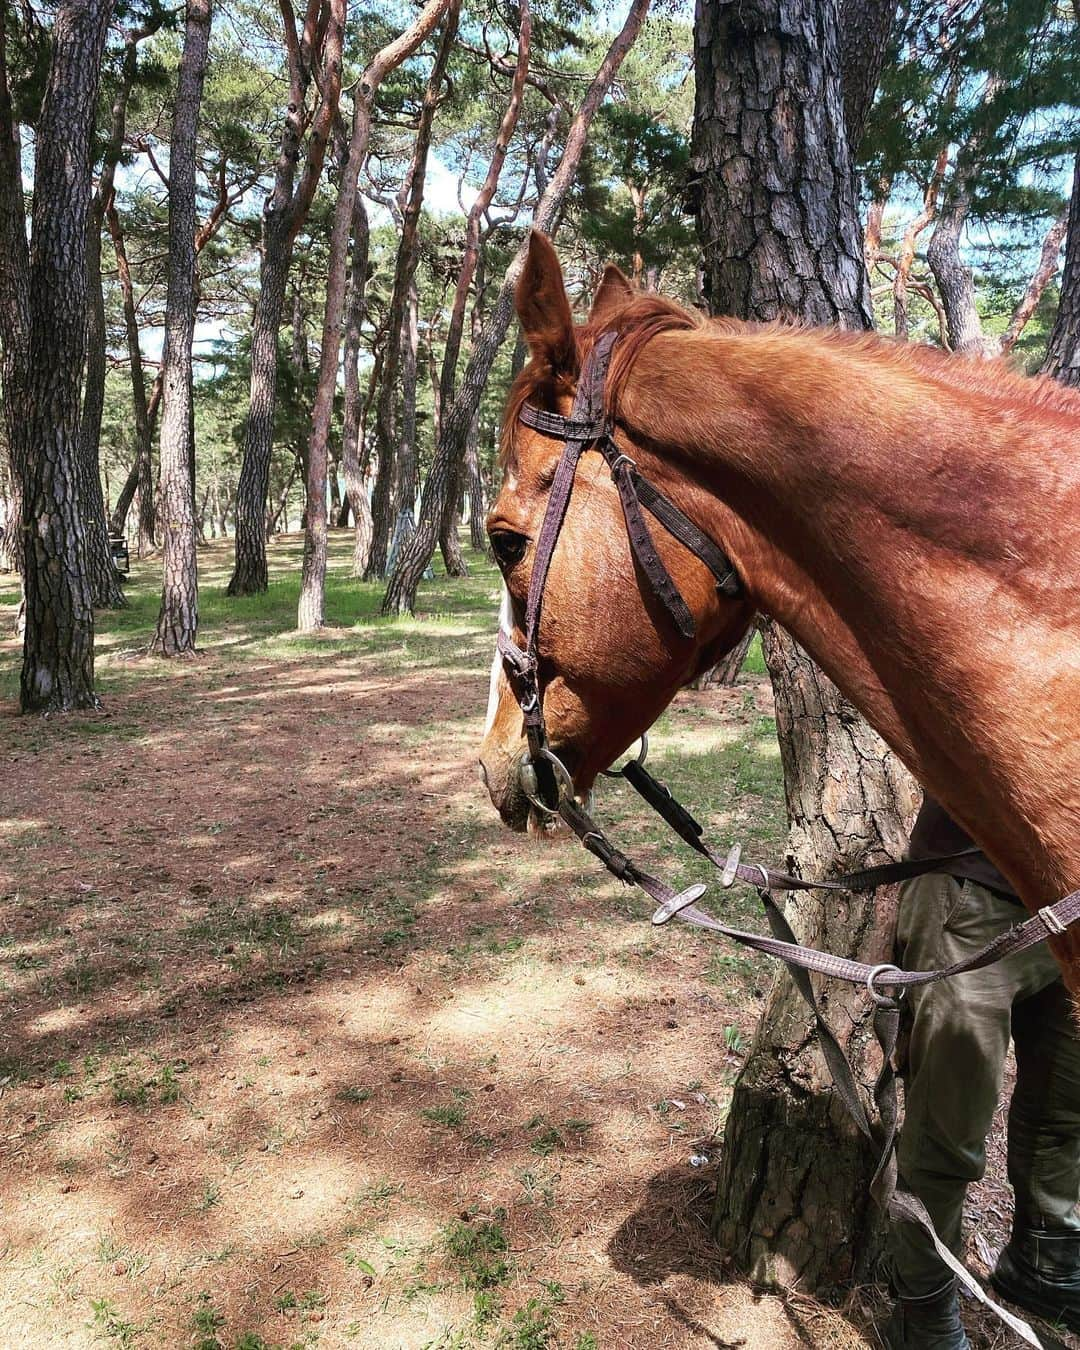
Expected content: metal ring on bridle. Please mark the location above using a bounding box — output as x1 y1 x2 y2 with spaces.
865 962 905 1006
519 747 576 817
599 733 650 778
608 452 637 474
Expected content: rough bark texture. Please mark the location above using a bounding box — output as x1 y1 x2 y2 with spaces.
106 198 157 552
1 0 115 711
1042 154 1080 387
340 195 374 576
78 36 149 609
926 189 1000 358
839 0 896 156
380 0 653 615
296 0 453 630
227 0 346 596
465 414 486 552
395 281 422 524
1000 209 1068 353
692 0 872 328
692 0 918 1291
362 12 457 583
152 0 212 656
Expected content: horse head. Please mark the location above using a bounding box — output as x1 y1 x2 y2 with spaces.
479 232 754 830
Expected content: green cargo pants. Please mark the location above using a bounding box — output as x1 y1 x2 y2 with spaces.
890 872 1080 1297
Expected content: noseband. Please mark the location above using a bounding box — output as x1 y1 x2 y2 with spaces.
497 328 742 808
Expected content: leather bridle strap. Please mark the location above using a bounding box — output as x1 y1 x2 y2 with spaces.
510 326 744 771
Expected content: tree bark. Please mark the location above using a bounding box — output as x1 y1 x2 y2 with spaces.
1000 209 1068 353
925 188 1000 358
690 625 754 689
1041 154 1080 387
362 9 458 583
152 0 213 656
465 413 487 553
296 0 454 630
393 278 422 523
380 0 653 616
839 0 896 156
692 0 918 1291
78 31 154 608
227 0 346 596
1 0 115 711
340 193 374 576
106 197 157 552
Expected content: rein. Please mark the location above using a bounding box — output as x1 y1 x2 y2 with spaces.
497 326 1079 1348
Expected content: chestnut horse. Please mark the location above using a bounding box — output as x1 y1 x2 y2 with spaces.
479 231 1080 988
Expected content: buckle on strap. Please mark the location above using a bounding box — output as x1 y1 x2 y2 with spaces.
1038 904 1068 936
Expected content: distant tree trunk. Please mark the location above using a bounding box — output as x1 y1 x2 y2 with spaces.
297 0 452 630
78 35 147 609
227 0 346 597
393 279 421 522
362 7 458 584
924 78 1003 360
1000 209 1068 353
439 468 468 575
381 0 652 616
1042 154 1080 387
79 210 127 608
926 189 1000 358
693 0 918 1291
340 194 374 577
0 0 115 711
152 0 212 656
466 414 486 552
839 0 896 157
106 196 157 552
690 626 754 690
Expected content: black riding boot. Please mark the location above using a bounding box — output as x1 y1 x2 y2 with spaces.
991 1229 1080 1332
881 1279 970 1349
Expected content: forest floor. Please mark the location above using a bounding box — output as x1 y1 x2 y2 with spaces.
0 533 1063 1350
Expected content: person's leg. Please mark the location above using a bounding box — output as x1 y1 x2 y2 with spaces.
991 975 1080 1329
890 875 1020 1298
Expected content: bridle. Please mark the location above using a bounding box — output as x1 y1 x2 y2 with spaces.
491 324 1080 1347
497 329 742 809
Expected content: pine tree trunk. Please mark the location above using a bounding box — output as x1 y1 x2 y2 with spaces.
466 414 486 552
692 0 917 1291
1043 154 1080 387
380 0 652 616
340 195 374 577
152 0 212 656
926 190 1000 358
227 0 345 596
298 0 453 629
393 279 421 521
4 0 115 711
439 462 468 575
229 230 291 594
690 626 753 689
362 14 457 583
80 201 126 608
106 197 157 551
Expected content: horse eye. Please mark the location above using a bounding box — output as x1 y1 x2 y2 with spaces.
489 528 528 570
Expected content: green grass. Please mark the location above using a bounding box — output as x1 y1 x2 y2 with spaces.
441 1217 510 1290
0 530 506 704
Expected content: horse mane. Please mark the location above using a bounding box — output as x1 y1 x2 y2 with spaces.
500 290 1080 466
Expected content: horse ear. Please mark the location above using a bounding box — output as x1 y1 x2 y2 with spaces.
515 230 575 374
590 264 634 326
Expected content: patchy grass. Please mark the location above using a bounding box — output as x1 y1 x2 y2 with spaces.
0 530 954 1349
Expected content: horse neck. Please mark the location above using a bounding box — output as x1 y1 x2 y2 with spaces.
620 325 1080 913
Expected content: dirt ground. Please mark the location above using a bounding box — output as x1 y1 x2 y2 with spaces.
0 535 1064 1350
